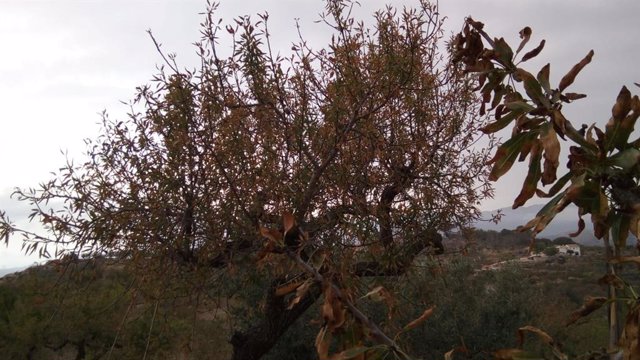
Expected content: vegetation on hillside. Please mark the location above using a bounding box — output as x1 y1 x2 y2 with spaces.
0 242 617 359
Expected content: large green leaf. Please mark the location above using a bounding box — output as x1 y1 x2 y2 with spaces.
487 132 538 181
609 147 640 171
515 69 548 108
494 37 514 67
481 107 528 134
536 172 572 198
517 190 569 235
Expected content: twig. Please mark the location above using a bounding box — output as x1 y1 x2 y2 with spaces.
285 249 413 360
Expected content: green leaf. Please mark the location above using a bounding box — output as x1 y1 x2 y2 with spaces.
515 69 549 108
567 180 601 214
494 37 514 66
536 172 572 198
517 190 569 234
505 101 535 112
481 108 527 134
487 132 538 181
609 147 640 170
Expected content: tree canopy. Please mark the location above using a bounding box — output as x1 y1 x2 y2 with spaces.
0 1 493 359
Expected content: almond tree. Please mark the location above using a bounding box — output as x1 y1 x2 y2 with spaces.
453 18 640 358
0 1 492 358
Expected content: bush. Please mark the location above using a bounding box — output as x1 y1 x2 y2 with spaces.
543 246 559 257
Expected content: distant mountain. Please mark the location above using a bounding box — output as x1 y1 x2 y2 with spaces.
474 203 603 246
0 266 28 278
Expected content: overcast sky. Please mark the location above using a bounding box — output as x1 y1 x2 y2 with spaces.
1 0 639 268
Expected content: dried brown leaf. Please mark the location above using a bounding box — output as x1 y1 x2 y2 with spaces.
521 40 545 62
558 50 594 92
540 126 560 185
275 279 305 297
597 274 625 289
517 325 554 347
316 326 331 360
287 279 313 309
568 217 585 237
621 305 640 359
260 227 282 243
516 26 532 54
612 86 632 120
493 349 526 360
566 296 607 326
283 212 295 235
609 256 640 265
403 306 435 331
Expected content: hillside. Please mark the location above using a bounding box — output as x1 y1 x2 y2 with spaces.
0 267 28 279
475 203 628 246
0 236 622 359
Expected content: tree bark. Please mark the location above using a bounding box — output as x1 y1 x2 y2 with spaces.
230 280 321 360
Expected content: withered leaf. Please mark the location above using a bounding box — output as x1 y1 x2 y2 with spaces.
612 86 632 121
564 93 587 101
609 256 640 265
568 217 585 237
521 39 545 62
287 279 313 309
260 227 282 243
316 326 331 360
329 346 375 360
517 325 554 347
283 212 296 235
566 296 607 326
540 126 560 186
513 141 542 209
558 50 594 92
275 279 305 297
516 26 532 55
621 305 640 360
597 274 624 289
403 306 435 331
493 349 527 360
537 63 551 93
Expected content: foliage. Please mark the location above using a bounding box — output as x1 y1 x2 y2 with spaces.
0 259 233 359
543 246 559 257
452 16 640 357
402 259 541 359
0 1 493 358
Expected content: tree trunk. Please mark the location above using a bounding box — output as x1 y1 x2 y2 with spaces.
230 280 321 360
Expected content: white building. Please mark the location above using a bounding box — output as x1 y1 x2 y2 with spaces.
556 244 581 256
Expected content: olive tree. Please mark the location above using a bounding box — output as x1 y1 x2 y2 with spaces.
0 1 493 358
